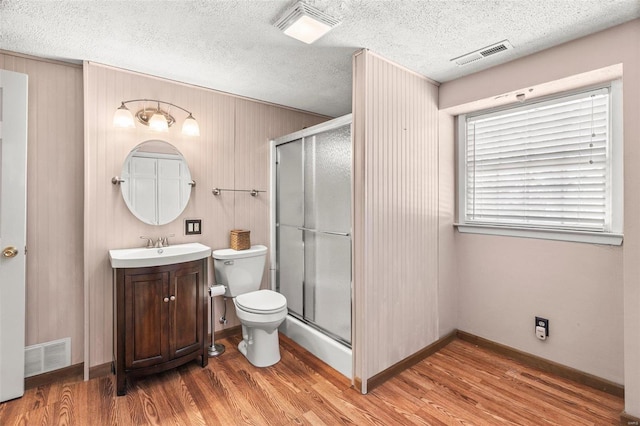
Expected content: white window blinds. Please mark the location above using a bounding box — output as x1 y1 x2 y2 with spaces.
464 88 611 231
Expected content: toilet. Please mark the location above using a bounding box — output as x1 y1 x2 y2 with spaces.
212 245 287 367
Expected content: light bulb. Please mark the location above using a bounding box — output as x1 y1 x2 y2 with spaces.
148 111 169 132
113 103 135 128
181 114 200 136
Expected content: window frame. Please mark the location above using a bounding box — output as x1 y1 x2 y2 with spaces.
456 81 623 245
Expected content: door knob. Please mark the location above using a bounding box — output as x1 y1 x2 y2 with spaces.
2 246 18 258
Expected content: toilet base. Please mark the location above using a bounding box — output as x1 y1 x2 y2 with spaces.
238 325 281 367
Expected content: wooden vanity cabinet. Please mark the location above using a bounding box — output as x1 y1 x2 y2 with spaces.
113 259 208 395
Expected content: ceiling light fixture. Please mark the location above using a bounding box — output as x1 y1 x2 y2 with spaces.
113 99 200 136
274 1 341 44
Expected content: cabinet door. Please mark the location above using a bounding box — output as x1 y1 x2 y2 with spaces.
169 262 203 359
124 271 170 368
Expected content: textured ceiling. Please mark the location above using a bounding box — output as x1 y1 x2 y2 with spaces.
1 0 639 117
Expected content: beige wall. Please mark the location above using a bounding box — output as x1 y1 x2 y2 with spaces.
352 50 440 392
0 51 84 365
439 19 639 407
83 62 326 371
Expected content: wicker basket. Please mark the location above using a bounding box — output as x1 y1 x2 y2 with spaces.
230 229 251 250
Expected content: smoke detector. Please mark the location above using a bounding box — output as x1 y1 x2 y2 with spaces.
451 40 514 66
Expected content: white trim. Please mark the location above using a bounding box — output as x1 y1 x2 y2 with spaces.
464 86 609 121
457 116 467 225
610 79 624 236
455 223 623 246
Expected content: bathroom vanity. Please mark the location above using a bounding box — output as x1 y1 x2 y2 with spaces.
109 140 210 395
110 245 210 396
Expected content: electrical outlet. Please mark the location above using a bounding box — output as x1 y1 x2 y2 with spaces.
535 316 549 340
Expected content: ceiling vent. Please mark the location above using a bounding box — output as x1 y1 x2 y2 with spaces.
274 1 341 44
451 40 514 66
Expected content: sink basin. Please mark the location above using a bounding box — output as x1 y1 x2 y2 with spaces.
109 242 212 268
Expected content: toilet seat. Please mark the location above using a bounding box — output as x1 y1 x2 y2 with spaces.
235 290 286 314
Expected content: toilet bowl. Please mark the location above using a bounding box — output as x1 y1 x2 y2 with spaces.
212 245 287 367
234 289 287 367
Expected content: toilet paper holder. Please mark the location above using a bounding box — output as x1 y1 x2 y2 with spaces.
208 285 226 357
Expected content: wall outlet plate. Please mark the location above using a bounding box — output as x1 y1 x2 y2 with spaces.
185 219 202 235
535 316 549 339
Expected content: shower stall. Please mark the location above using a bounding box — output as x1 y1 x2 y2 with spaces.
270 114 352 377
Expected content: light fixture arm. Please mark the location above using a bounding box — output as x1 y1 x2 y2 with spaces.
120 98 194 116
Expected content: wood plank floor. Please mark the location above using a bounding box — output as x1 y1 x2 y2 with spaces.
0 335 623 425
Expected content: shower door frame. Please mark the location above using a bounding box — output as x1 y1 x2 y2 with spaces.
270 113 353 348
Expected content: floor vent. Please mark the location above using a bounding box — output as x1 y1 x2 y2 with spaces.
451 40 513 66
24 337 71 377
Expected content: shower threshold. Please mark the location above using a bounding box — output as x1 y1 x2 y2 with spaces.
279 314 352 379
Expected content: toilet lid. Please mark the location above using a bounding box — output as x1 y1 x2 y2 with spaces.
235 290 287 314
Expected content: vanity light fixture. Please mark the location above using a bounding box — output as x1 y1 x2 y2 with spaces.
113 99 200 136
274 1 341 44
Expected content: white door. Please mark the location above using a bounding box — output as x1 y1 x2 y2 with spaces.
0 70 28 402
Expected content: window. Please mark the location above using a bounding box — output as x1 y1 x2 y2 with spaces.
457 83 623 245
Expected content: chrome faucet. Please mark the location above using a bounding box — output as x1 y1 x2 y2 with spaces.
140 236 154 248
141 234 174 248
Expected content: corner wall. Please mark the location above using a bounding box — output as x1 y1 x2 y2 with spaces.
352 50 440 391
83 62 326 372
439 19 640 402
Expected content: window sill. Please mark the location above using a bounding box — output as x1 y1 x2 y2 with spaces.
454 223 623 246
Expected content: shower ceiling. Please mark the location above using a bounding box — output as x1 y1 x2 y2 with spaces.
1 0 638 117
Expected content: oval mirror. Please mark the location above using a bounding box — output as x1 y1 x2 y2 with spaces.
120 140 192 225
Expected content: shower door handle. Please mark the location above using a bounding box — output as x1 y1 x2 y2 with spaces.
324 230 350 237
297 227 350 237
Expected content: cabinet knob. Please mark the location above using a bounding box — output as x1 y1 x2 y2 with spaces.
163 297 169 303
170 295 176 301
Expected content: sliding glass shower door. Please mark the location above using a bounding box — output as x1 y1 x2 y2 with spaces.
276 123 352 346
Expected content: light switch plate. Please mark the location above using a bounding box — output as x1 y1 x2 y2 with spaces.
185 219 202 235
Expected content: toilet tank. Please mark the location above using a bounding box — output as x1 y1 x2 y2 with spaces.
212 245 267 297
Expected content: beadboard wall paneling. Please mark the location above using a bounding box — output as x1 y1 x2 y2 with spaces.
0 51 84 364
84 62 326 370
352 50 439 392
